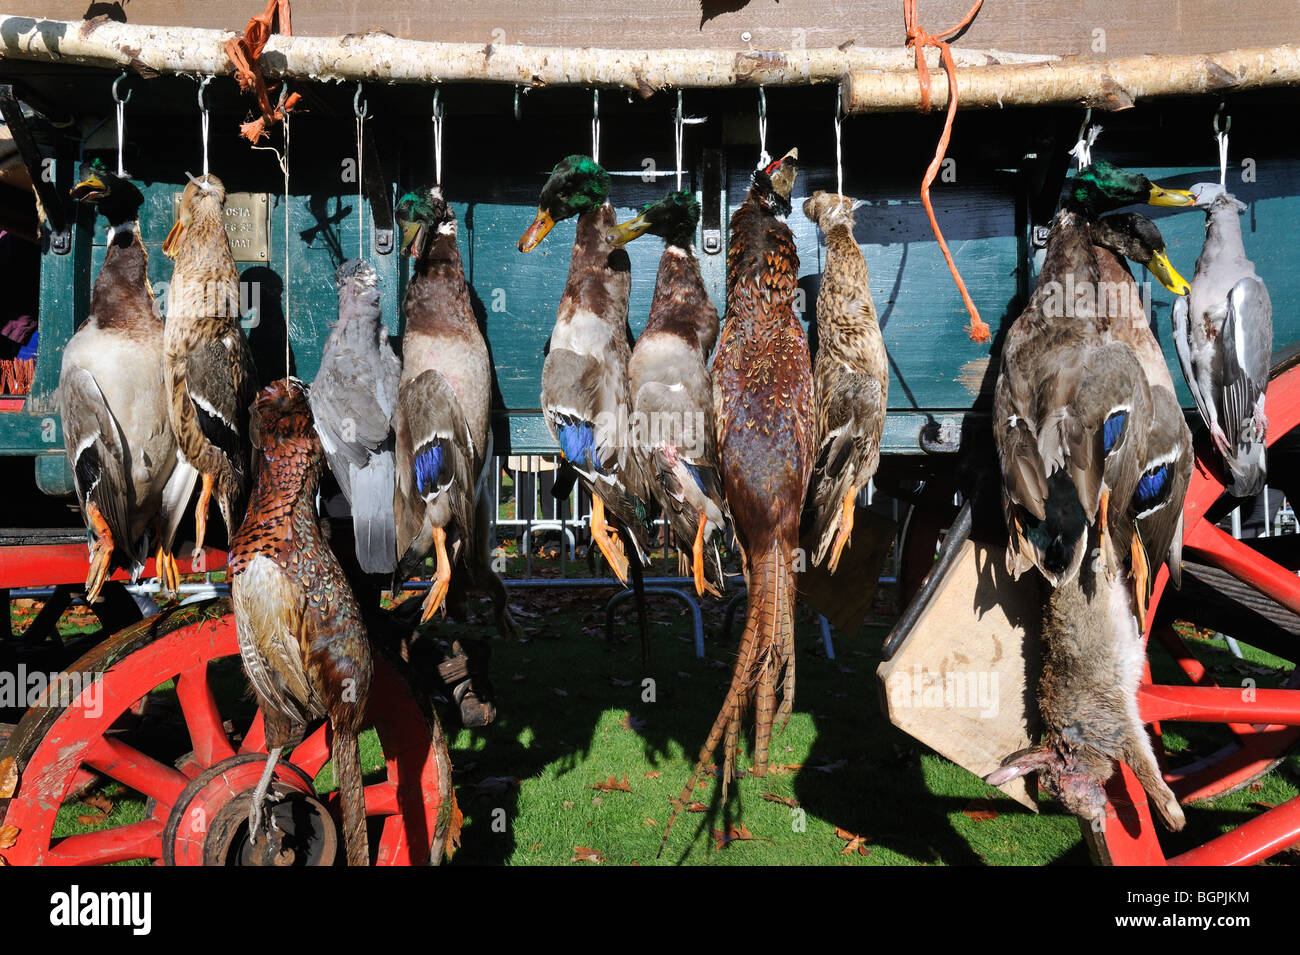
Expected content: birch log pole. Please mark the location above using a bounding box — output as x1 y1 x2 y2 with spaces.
2 16 1298 111
842 44 1300 112
1 15 1048 92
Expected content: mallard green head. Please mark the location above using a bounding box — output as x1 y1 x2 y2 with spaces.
1068 160 1195 215
69 158 144 225
396 187 453 259
750 148 799 217
606 190 700 249
518 155 611 252
1091 212 1191 295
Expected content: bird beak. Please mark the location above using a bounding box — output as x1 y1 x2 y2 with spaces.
606 211 653 247
70 172 108 202
765 147 799 201
518 208 555 253
1148 250 1191 295
399 220 426 258
162 221 185 258
1147 183 1196 208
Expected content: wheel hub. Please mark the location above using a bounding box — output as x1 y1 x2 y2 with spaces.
161 753 338 866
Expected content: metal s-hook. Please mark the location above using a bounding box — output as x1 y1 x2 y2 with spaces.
197 74 214 180
674 89 684 192
112 71 132 105
591 88 600 164
834 81 845 198
354 82 368 119
1213 100 1231 135
757 86 769 168
433 87 445 189
197 74 213 113
112 71 131 177
1214 100 1231 188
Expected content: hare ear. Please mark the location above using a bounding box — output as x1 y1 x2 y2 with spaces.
984 747 1054 786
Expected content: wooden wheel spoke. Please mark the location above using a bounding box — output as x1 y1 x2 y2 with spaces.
47 820 164 865
84 735 189 807
239 710 267 754
1184 520 1300 617
289 723 331 776
175 664 236 766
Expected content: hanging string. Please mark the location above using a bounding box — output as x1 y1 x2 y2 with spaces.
1215 102 1230 189
112 72 131 178
674 90 684 192
904 0 988 343
591 89 600 164
354 83 367 261
198 75 213 181
1070 108 1101 170
757 87 770 168
834 83 844 198
433 88 445 191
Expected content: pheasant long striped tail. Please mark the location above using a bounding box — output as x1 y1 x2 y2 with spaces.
332 725 370 866
659 544 794 855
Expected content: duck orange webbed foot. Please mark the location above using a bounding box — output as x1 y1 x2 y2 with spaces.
419 526 452 624
193 472 215 559
589 496 630 584
84 501 114 604
827 488 856 573
155 543 180 598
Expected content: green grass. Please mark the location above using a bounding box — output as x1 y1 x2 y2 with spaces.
15 567 1300 866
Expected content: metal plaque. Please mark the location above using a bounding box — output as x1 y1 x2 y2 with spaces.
171 192 270 262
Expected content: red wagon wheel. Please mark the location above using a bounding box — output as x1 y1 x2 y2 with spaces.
1092 359 1300 865
0 599 455 866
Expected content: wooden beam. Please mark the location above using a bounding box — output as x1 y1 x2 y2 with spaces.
843 44 1300 113
0 15 1050 94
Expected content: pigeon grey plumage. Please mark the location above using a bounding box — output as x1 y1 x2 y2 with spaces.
310 259 402 573
1173 186 1273 497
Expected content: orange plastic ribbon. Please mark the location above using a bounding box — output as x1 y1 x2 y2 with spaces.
904 0 990 344
224 0 300 143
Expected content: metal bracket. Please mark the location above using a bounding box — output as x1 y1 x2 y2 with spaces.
361 125 394 255
700 147 724 255
0 84 71 255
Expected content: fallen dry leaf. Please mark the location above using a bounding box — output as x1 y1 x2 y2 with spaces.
82 793 114 815
0 825 18 850
835 826 872 856
588 774 633 793
562 800 574 809
1251 801 1277 810
962 799 999 822
644 818 658 827
767 764 803 775
530 842 542 851
0 757 17 799
711 822 756 851
619 712 647 732
77 814 107 826
643 771 660 779
444 791 464 860
684 801 708 813
591 796 602 806
571 845 604 863
762 792 800 808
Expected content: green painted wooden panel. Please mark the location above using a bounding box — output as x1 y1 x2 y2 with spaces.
6 95 1300 478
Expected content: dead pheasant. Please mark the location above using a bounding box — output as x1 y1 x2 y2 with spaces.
661 149 812 851
229 378 373 866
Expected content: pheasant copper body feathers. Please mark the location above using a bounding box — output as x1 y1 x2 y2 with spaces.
803 191 888 573
60 163 198 600
163 174 257 556
229 378 373 866
662 149 812 851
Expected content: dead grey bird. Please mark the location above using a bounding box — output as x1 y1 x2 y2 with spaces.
1173 185 1273 497
985 523 1185 834
310 259 402 574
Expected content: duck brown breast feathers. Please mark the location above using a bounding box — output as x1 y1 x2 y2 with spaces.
643 250 714 348
89 237 161 333
564 204 631 324
403 255 477 335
